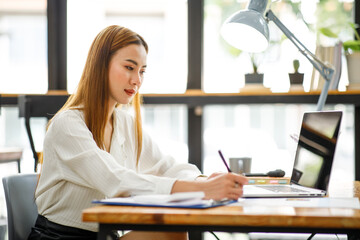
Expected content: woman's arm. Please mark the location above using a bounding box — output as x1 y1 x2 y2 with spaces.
43 110 178 197
171 172 248 200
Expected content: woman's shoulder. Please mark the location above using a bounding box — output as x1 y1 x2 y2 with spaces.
52 109 83 122
49 109 85 130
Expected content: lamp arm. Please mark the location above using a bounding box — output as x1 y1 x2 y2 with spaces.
266 10 334 111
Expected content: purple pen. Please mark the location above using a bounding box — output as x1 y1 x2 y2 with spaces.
218 150 232 173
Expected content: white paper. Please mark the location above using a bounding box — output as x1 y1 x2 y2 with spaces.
132 191 205 204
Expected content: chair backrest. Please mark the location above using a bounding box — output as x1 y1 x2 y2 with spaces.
2 173 38 240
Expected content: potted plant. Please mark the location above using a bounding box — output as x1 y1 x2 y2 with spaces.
343 23 360 89
289 59 304 88
245 53 264 85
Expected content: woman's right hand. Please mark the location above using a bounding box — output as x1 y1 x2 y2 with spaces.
171 172 248 201
200 172 247 200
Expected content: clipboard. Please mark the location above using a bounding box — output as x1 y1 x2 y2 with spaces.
92 192 237 209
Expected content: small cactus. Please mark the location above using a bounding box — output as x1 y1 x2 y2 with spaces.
289 59 304 85
293 59 300 73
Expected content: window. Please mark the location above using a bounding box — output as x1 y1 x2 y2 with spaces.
142 105 188 163
203 0 355 93
67 0 188 94
202 0 356 185
203 104 354 183
0 0 47 94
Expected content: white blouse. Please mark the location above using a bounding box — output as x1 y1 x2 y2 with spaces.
35 108 201 232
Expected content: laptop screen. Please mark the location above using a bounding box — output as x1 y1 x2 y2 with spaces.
291 111 342 191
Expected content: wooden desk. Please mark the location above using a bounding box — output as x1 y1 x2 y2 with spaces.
83 182 360 240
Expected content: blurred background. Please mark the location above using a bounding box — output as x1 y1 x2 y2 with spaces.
0 0 358 239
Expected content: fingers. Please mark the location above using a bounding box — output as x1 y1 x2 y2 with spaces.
230 172 248 185
228 187 243 200
229 173 247 199
203 172 247 200
226 176 245 200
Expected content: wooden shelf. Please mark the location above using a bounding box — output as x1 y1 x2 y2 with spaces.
2 90 360 107
144 89 360 97
142 90 360 106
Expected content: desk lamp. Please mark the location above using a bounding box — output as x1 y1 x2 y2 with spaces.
221 0 334 111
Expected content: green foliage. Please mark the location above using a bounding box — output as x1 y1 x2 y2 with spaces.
319 27 338 39
315 0 353 44
343 40 360 53
349 22 360 40
315 2 359 54
250 53 261 74
252 60 258 74
321 21 360 54
343 22 360 54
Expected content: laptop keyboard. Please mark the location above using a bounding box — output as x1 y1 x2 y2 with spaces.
258 185 308 193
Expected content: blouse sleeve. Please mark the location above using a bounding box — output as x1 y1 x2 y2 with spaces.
44 110 186 198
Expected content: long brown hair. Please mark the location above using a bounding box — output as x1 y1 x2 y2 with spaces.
51 25 148 165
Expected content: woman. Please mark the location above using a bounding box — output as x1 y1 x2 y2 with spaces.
28 25 247 240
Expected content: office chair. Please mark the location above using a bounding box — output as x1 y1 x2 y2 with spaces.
18 95 68 172
2 173 38 240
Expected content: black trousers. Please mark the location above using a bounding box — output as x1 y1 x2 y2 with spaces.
27 215 97 240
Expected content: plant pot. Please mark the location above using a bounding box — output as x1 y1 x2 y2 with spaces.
289 73 304 85
245 73 264 84
346 52 360 89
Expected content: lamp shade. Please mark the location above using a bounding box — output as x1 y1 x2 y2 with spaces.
220 1 269 52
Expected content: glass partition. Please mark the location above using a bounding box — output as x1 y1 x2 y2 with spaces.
67 0 188 94
142 105 188 163
0 0 47 94
203 104 354 184
203 0 355 93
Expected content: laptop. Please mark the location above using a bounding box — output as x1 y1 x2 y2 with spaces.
242 111 343 198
